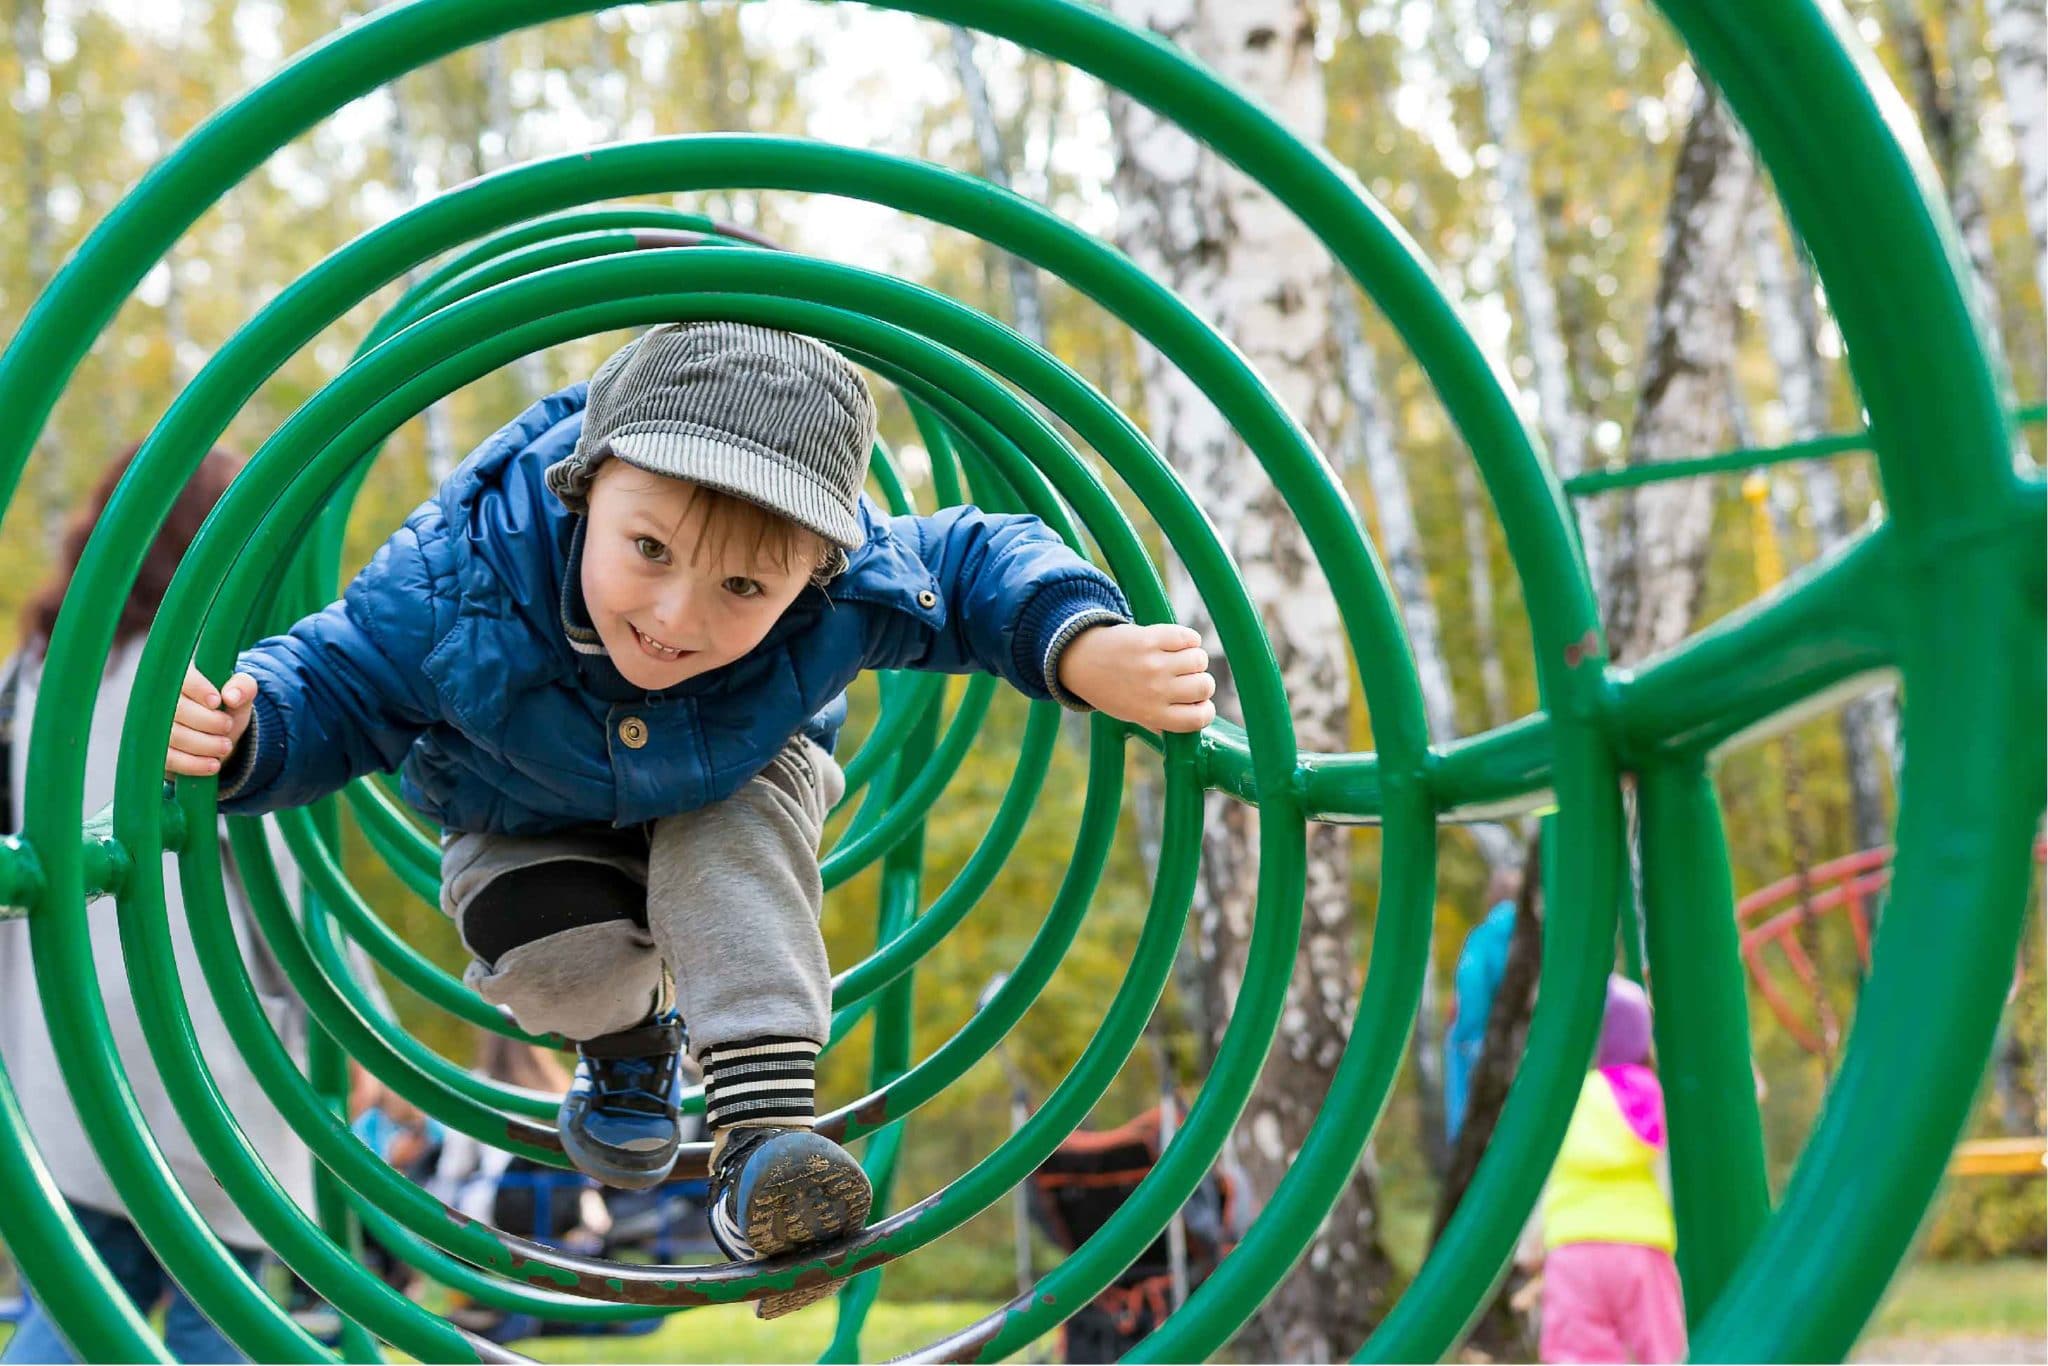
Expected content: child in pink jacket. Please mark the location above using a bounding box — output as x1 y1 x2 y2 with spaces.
1536 976 1687 1363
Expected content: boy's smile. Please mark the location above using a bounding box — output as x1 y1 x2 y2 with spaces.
581 465 821 691
627 623 695 663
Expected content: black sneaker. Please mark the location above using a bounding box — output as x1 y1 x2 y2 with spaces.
708 1126 872 1318
557 1012 685 1190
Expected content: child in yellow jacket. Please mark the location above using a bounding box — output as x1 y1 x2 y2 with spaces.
1536 976 1686 1363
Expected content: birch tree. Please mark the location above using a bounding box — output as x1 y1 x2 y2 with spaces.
1986 0 2047 305
1469 0 1594 581
15 0 60 554
1878 0 2016 401
1105 1 1395 1354
1748 205 1896 856
948 27 1048 347
1605 80 1757 666
388 83 461 484
1334 288 1514 1179
1456 459 1513 729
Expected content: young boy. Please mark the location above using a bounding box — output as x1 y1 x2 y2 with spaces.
165 322 1216 1313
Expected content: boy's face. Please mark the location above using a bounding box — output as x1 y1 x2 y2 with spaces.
581 467 818 691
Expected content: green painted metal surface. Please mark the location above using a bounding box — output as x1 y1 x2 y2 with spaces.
0 0 2037 1360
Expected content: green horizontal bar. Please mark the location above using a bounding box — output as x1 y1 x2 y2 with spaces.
1564 401 2047 498
1197 518 1901 824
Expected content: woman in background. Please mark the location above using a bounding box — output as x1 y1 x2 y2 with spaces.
0 447 312 1365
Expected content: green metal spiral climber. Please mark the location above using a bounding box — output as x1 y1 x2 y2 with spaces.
0 0 2041 1360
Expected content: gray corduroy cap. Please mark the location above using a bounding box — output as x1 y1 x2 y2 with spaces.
546 322 876 556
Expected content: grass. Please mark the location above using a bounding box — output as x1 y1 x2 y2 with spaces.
0 1300 1013 1364
514 1300 1009 1363
3 1262 2039 1360
1866 1258 2046 1342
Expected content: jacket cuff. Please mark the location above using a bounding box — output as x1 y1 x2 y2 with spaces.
218 690 284 807
1011 574 1131 709
1042 608 1131 710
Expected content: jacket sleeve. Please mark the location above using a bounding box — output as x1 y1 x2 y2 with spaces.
216 512 445 815
863 505 1131 708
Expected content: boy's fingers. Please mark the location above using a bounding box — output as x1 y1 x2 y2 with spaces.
176 695 234 736
171 722 236 758
1149 623 1202 650
1161 700 1216 733
1167 672 1216 705
1166 647 1210 675
221 673 259 710
164 749 224 778
183 663 221 708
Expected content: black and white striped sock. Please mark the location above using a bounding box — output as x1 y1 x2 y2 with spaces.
702 1036 820 1134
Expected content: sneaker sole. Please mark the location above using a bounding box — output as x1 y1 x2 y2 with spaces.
737 1135 873 1319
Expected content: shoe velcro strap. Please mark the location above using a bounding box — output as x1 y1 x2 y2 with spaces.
581 1020 682 1059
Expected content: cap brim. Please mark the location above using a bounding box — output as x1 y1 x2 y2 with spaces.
609 431 864 550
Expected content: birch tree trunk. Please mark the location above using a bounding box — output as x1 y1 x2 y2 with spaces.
1335 288 1513 1181
1333 293 1518 870
380 70 461 484
1470 0 1595 584
1748 205 1896 857
16 0 61 554
1987 0 2048 305
948 28 1048 347
1605 81 1757 666
1456 459 1512 729
468 37 550 397
1879 0 2018 415
1106 1 1395 1354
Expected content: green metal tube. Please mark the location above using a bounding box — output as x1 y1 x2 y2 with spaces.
1636 758 1771 1325
824 693 938 1360
305 1013 389 1364
1560 403 2045 498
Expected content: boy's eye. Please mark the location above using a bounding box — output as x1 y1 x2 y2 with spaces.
722 576 764 599
633 536 670 563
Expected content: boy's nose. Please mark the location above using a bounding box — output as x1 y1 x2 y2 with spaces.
650 584 699 637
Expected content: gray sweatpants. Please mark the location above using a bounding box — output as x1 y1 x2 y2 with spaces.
439 738 844 1055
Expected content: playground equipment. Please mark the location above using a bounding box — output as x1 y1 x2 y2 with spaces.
0 0 2040 1361
1734 840 2043 1059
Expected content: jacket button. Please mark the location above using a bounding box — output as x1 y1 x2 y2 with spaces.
617 716 649 749
916 589 938 609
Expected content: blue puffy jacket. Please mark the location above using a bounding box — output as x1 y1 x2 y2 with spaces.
220 385 1130 834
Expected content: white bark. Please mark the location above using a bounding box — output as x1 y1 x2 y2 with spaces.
1106 0 1391 1353
17 0 60 554
1606 83 1757 665
949 27 1047 347
1335 292 1522 873
469 37 550 398
1987 0 2048 305
1335 289 1510 1183
1879 0 2019 428
1455 458 1511 730
1469 0 1594 583
1933 0 2020 413
382 45 460 484
1749 204 1897 853
14 0 50 291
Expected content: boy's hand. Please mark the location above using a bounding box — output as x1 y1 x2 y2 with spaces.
1056 623 1216 733
167 664 259 779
